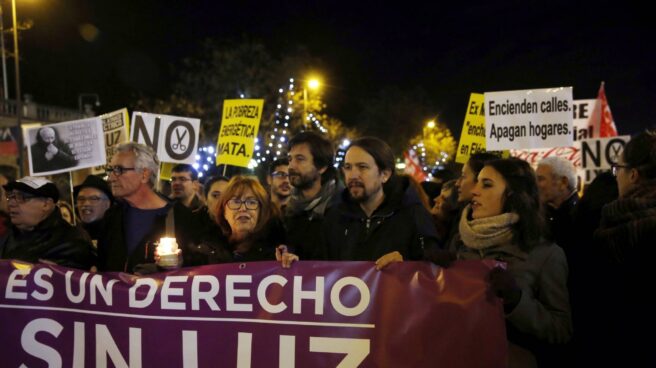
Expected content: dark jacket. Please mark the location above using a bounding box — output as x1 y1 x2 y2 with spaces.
284 179 341 259
321 175 439 261
97 199 199 273
187 216 286 265
586 179 656 366
545 192 579 255
0 209 95 269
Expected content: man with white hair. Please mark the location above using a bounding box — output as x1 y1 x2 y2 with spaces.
97 142 197 273
536 156 579 251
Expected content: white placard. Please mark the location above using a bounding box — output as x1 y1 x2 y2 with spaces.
26 118 106 176
485 87 574 150
581 135 631 170
130 112 201 164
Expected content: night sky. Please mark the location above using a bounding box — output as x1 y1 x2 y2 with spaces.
14 0 656 139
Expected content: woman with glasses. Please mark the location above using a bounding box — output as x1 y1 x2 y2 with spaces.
188 175 286 264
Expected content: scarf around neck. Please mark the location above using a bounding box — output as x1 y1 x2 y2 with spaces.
458 205 520 250
286 179 336 219
594 179 656 262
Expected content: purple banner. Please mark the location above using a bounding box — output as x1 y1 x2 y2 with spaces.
0 260 506 367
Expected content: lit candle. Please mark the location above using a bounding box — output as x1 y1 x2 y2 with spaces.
157 237 180 268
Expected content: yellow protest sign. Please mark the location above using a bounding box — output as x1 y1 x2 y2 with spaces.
216 99 264 168
159 162 175 181
456 93 508 163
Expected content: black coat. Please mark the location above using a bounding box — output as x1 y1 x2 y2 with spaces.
0 209 95 269
321 175 439 261
283 182 341 260
187 215 286 265
96 199 199 273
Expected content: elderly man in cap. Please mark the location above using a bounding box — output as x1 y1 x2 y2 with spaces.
74 175 114 244
0 177 95 269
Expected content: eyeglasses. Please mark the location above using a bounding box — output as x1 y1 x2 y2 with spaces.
77 195 108 204
271 171 289 179
170 176 192 183
6 191 39 204
106 166 137 176
226 198 260 210
611 163 629 177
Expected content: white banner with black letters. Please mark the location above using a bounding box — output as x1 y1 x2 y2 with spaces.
485 87 574 150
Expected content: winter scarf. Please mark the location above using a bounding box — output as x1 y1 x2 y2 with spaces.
594 179 656 263
286 179 337 220
458 205 520 250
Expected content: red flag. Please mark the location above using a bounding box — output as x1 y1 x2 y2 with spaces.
403 149 426 182
597 82 618 137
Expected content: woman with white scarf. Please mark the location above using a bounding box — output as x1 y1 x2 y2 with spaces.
454 158 572 367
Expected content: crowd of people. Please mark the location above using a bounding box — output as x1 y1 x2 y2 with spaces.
1 129 655 366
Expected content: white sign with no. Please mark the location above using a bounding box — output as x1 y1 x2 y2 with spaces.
130 112 200 164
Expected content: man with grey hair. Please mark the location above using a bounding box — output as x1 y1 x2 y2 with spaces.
536 156 579 253
97 142 198 273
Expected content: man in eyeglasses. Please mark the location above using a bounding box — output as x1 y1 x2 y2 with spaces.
169 164 203 211
98 142 198 273
73 175 114 244
0 176 95 269
266 158 291 211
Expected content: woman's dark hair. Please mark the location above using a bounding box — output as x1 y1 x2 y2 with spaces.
623 130 656 180
485 158 547 251
203 175 230 199
467 152 501 181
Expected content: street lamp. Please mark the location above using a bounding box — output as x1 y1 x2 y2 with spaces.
0 5 8 99
423 120 436 142
303 77 320 130
11 0 23 175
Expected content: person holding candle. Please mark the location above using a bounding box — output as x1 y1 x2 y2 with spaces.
97 142 199 273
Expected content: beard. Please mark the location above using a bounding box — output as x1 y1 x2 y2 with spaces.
347 180 381 203
289 168 320 190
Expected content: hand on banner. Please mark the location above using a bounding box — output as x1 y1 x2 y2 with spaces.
276 245 299 269
488 267 522 310
375 251 403 270
424 248 457 268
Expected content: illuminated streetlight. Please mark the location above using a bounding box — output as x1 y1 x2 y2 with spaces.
303 77 321 130
11 0 23 175
423 119 437 143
